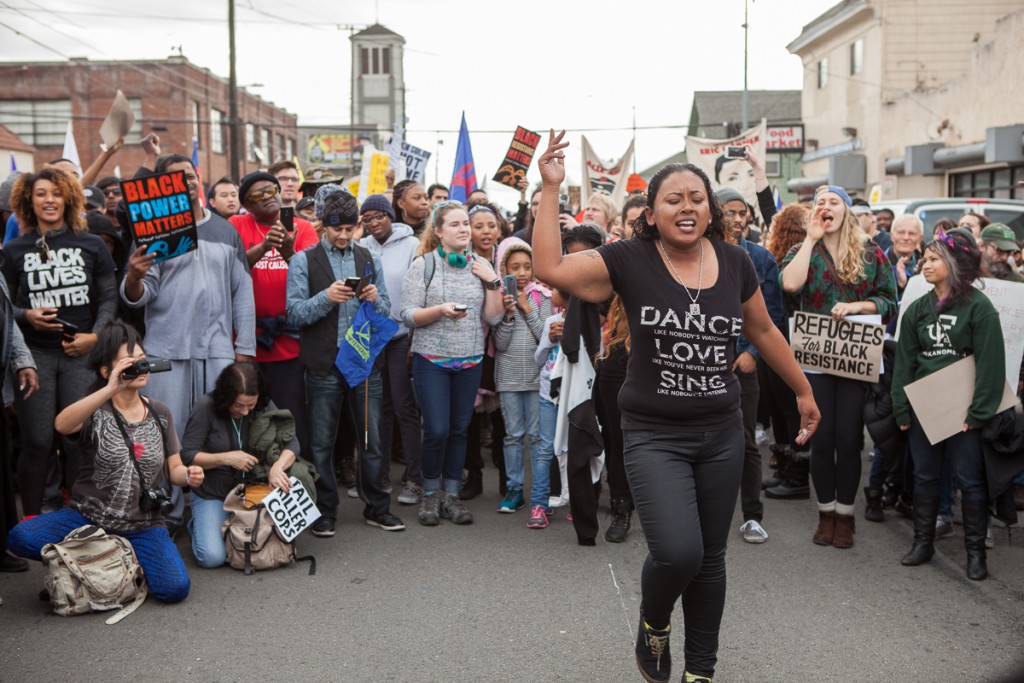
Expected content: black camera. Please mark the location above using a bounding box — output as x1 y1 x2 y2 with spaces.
122 358 172 380
139 486 174 515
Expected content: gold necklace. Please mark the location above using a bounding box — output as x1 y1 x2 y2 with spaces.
658 238 704 315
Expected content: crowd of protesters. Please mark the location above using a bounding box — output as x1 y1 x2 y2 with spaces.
0 128 1023 683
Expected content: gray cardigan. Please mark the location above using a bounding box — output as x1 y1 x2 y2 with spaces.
400 252 502 359
1 276 35 405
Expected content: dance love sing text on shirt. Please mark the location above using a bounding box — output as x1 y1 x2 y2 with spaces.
640 305 744 398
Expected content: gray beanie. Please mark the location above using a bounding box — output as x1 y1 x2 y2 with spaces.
715 187 746 207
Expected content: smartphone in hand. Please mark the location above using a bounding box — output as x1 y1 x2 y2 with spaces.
344 276 363 295
53 317 79 342
503 275 517 298
280 206 294 232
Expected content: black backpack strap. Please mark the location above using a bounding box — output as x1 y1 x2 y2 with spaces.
294 553 316 576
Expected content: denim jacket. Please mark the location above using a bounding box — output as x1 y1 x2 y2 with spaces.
735 237 783 360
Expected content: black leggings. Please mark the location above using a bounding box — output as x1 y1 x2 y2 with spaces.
807 374 867 506
596 373 630 501
624 427 744 679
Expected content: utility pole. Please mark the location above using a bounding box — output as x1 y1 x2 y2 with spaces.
228 0 241 181
742 0 749 131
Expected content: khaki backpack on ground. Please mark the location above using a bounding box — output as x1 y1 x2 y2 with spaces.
222 484 315 575
40 524 148 625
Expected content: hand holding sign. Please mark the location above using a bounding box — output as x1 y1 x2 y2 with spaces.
262 477 320 542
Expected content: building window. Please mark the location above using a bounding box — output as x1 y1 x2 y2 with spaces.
817 58 829 89
210 109 224 153
359 46 392 76
285 137 294 161
192 101 200 144
245 123 255 161
0 99 72 146
274 134 284 161
850 40 863 76
259 128 270 162
950 165 1024 200
765 153 781 178
125 98 144 143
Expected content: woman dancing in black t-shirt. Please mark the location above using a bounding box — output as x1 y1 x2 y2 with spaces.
533 131 820 683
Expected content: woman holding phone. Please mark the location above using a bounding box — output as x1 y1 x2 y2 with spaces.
400 201 505 526
2 166 117 517
533 131 819 683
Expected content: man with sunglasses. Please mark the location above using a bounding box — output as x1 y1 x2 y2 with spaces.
230 172 318 456
121 151 256 535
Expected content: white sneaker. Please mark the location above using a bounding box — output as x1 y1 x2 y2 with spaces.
347 486 359 499
755 424 768 446
548 493 569 509
740 519 769 544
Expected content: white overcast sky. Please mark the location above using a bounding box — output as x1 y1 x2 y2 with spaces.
0 0 834 205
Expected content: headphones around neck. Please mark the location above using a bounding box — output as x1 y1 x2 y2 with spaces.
437 244 468 268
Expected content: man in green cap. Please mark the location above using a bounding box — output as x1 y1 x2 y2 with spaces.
979 223 1024 283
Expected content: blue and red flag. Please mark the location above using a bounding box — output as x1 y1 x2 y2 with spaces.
449 112 477 203
191 137 206 207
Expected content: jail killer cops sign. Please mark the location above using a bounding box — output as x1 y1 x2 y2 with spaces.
120 170 198 263
790 311 885 382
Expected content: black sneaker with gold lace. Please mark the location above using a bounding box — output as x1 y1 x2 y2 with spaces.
635 616 671 683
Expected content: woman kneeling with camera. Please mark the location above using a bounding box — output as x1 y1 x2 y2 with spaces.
7 321 202 603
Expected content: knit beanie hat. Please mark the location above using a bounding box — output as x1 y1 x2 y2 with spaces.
715 187 746 207
360 194 395 220
315 184 359 227
238 172 279 204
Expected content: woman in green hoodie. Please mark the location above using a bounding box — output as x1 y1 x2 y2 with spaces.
891 229 1005 581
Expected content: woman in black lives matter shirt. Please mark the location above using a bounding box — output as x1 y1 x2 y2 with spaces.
532 131 820 683
2 167 116 517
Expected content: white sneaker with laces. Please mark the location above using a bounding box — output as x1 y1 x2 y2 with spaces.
548 493 569 509
740 519 769 544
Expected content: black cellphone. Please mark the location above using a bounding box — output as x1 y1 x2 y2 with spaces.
453 304 468 311
558 193 572 215
725 145 747 159
280 206 294 232
344 276 363 292
53 317 78 341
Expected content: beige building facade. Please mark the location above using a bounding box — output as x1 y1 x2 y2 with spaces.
787 0 1024 201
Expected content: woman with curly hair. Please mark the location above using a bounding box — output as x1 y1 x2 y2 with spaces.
2 166 117 517
533 131 819 683
781 186 898 549
765 203 809 266
892 229 1003 580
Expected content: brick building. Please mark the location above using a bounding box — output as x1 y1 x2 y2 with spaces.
0 56 298 184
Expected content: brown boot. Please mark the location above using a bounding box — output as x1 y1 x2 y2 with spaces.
813 511 835 546
833 513 856 549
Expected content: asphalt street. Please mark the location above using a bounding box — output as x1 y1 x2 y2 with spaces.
1 446 1023 683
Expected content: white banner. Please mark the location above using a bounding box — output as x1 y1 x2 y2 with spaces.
581 136 634 207
401 142 431 183
895 275 1024 390
685 123 767 217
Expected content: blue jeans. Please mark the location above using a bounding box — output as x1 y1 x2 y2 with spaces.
305 367 389 519
499 391 539 492
411 354 482 493
908 412 986 503
8 508 190 603
188 494 231 568
532 396 557 509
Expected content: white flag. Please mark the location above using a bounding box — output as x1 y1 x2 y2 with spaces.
581 137 634 207
62 121 81 175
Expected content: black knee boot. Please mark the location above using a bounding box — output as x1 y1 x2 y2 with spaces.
962 498 988 581
901 492 939 566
